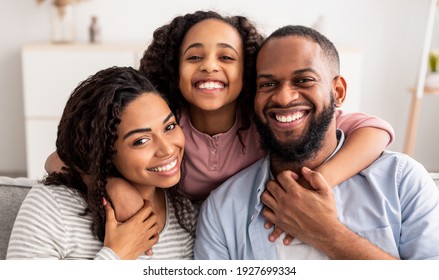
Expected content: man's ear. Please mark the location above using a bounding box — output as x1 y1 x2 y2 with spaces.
332 75 347 108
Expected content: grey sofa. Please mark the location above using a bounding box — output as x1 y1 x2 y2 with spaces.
0 176 36 259
1 174 439 259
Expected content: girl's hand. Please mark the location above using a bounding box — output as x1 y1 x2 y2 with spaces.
103 198 159 259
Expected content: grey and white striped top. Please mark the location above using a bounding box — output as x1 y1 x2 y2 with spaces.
6 183 194 260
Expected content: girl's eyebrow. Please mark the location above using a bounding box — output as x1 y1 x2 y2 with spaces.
123 112 174 140
182 42 239 56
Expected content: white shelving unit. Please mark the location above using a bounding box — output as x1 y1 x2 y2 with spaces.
21 43 145 179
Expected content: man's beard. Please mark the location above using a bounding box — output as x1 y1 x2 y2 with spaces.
255 95 336 165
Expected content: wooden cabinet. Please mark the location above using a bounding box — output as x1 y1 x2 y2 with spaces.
21 43 145 179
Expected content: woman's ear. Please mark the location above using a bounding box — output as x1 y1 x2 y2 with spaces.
332 75 347 108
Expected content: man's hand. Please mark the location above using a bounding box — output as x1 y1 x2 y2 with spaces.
261 167 338 248
103 198 159 259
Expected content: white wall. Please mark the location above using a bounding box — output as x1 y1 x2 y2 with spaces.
1 0 438 175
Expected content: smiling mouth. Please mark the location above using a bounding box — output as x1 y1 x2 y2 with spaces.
147 159 177 172
273 110 308 123
195 81 225 89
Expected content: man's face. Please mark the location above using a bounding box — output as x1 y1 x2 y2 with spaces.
254 36 338 163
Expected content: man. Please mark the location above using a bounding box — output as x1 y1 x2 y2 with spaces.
194 25 439 259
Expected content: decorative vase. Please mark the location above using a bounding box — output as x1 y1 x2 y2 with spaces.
50 3 75 44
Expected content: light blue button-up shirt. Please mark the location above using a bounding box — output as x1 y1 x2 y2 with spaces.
194 131 439 260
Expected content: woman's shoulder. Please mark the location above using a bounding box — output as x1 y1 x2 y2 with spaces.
26 182 87 212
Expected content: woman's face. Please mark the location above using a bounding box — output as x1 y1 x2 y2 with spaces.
179 18 244 112
112 93 185 189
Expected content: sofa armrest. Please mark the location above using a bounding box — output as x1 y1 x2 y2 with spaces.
0 176 37 259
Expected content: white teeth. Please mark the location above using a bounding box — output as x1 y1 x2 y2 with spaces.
197 81 225 89
275 111 305 123
148 159 177 172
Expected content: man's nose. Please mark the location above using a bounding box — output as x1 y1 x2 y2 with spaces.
271 83 300 106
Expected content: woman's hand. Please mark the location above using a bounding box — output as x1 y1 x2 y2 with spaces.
103 198 159 259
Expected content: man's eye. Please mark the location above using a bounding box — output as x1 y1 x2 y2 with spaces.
260 82 276 88
295 78 315 87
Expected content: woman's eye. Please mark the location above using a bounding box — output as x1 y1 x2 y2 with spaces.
165 123 177 131
133 138 148 146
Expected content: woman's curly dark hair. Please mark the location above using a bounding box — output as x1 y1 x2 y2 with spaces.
43 66 196 241
139 10 264 147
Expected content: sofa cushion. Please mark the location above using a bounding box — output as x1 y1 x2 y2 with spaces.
0 177 36 259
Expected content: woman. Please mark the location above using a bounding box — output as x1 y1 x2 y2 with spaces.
6 66 195 260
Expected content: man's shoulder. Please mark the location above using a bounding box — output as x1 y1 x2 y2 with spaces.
370 150 424 171
361 150 432 186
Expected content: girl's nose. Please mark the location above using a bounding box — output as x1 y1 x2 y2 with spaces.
200 56 219 73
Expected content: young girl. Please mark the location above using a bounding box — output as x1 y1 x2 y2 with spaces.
8 67 195 259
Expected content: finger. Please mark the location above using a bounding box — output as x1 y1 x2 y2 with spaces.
301 167 330 192
145 249 153 256
261 206 276 225
143 212 158 230
103 197 117 227
276 170 304 194
264 221 274 230
283 234 294 245
268 226 284 242
261 189 277 211
264 180 286 203
146 222 159 239
131 200 154 223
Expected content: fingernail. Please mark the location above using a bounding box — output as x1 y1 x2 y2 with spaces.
302 167 311 173
102 197 107 206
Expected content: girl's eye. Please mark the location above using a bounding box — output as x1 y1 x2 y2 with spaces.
133 138 149 146
220 55 234 61
187 55 202 61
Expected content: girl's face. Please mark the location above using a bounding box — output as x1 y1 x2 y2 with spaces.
179 18 244 112
112 93 185 190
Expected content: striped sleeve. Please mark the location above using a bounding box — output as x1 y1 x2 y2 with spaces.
6 184 69 259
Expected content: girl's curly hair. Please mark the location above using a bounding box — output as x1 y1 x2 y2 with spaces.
43 66 196 241
139 10 264 146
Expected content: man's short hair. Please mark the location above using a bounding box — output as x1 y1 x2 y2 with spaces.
258 25 340 75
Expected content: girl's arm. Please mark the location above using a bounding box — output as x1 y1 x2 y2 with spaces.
106 177 144 223
315 110 394 186
45 151 65 173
